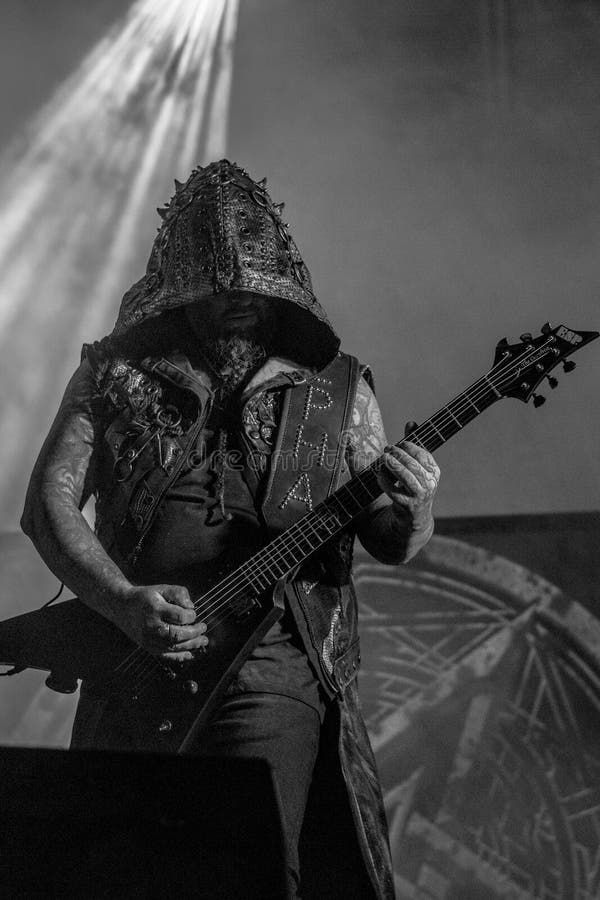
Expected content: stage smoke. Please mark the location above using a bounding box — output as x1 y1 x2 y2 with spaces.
0 0 239 527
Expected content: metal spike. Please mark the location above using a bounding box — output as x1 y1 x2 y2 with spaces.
174 179 184 191
258 177 267 188
157 207 168 219
274 202 285 214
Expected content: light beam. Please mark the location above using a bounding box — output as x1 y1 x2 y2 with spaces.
0 0 240 527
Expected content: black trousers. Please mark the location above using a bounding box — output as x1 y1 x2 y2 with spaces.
192 692 321 899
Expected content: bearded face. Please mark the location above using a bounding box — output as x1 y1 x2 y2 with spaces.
183 292 276 395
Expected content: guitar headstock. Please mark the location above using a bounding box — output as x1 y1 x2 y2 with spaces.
492 323 598 405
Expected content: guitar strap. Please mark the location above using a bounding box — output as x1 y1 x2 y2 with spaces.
260 352 360 533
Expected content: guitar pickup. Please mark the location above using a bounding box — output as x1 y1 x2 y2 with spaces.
230 595 259 620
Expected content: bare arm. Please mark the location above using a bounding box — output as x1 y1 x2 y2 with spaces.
348 376 439 564
21 361 132 613
21 361 207 660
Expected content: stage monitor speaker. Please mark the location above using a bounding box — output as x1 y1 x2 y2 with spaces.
0 746 289 900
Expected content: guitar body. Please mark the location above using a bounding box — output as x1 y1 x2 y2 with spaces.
0 589 283 754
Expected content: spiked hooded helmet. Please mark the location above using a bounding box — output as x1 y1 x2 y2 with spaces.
108 160 340 367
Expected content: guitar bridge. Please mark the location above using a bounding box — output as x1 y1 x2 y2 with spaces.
230 594 259 620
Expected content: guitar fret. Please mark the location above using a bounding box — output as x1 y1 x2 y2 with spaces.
418 422 439 440
464 393 480 414
312 512 338 537
483 375 501 399
263 556 286 579
268 540 300 574
444 406 462 428
427 421 445 441
429 417 459 441
286 528 308 557
293 529 318 554
246 569 268 592
246 563 274 592
263 512 335 576
430 408 469 441
313 509 340 538
330 493 355 520
415 426 443 452
346 475 378 505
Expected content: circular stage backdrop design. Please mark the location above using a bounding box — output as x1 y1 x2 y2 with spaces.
355 536 600 900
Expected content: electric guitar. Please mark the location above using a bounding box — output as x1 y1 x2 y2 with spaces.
0 322 597 753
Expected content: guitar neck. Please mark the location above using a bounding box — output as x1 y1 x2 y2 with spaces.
235 372 502 594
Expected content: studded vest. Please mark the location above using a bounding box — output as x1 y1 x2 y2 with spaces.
86 344 364 697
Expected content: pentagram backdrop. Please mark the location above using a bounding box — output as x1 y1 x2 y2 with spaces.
358 513 600 900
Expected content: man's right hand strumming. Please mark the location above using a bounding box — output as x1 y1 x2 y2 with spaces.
118 584 209 662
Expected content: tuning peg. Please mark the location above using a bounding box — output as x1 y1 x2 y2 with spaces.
533 393 546 407
520 332 533 342
547 375 558 389
541 322 553 335
563 360 576 373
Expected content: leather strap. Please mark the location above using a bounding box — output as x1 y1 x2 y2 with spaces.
261 352 360 532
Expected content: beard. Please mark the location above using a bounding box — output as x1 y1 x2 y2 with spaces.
205 335 266 396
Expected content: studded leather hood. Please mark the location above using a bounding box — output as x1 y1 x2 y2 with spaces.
106 160 340 368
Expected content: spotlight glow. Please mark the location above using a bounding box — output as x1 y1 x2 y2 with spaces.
0 0 239 526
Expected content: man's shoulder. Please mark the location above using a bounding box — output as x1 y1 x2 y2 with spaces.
81 340 169 388
329 350 375 396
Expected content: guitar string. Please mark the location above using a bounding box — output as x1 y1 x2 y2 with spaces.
118 346 547 687
119 341 556 686
117 341 551 685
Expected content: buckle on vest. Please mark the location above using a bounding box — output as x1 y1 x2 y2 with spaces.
284 371 306 386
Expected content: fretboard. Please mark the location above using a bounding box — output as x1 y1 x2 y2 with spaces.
235 375 502 594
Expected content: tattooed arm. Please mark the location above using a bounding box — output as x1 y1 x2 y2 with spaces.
348 376 440 564
21 360 207 661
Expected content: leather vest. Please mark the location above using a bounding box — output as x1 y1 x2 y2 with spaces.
85 344 365 697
